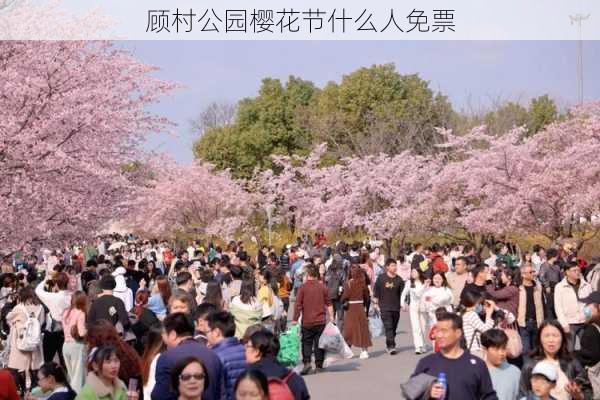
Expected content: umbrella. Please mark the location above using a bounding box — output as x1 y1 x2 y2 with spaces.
108 241 127 251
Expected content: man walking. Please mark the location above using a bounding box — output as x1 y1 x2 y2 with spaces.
373 258 404 354
292 264 334 375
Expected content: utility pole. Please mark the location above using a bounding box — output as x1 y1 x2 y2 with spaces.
569 13 591 105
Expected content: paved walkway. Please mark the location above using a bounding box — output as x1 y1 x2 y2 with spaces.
302 310 422 400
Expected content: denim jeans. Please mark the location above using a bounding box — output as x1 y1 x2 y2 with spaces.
519 319 538 359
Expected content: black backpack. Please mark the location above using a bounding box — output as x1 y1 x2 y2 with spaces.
326 257 347 300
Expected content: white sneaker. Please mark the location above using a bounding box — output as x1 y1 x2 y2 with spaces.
359 350 369 359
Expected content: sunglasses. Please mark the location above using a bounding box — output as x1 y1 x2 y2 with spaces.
179 373 205 382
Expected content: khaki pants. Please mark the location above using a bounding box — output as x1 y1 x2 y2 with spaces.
62 341 86 393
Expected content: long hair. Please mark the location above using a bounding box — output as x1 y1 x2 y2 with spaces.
141 326 165 385
529 319 572 361
85 320 142 382
156 275 171 305
240 279 256 305
204 281 224 310
350 265 365 285
65 290 88 322
134 289 150 319
410 268 426 288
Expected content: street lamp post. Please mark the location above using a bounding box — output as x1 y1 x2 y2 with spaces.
569 13 591 105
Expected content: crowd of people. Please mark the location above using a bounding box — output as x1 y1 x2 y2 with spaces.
0 234 598 400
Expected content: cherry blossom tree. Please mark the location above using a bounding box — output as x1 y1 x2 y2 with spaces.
124 158 255 240
0 41 175 257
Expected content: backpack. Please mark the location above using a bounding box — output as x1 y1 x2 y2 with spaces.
430 255 448 273
326 262 345 300
16 308 42 352
268 371 295 400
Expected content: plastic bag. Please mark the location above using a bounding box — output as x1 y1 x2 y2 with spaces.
277 324 300 367
368 309 384 338
318 322 346 353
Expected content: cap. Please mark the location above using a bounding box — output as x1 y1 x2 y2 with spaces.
531 361 558 382
581 291 600 305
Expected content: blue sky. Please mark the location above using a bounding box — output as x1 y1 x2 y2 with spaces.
118 41 600 163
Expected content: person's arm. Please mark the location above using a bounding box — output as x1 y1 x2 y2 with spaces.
292 286 303 323
400 282 410 308
323 286 334 322
486 285 517 301
77 310 88 337
554 285 569 330
373 275 382 303
34 279 54 308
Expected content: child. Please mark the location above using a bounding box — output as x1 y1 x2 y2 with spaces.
194 302 217 346
520 361 557 400
428 308 447 352
481 329 520 400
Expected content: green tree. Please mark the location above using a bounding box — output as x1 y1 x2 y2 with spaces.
193 76 317 179
527 94 558 136
304 64 455 157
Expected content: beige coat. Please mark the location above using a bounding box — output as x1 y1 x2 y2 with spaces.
517 282 544 327
7 303 45 372
554 277 592 328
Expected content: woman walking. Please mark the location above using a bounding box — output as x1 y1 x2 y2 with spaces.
401 268 428 354
62 291 88 393
341 265 372 359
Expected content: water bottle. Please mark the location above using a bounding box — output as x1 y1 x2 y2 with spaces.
436 372 447 400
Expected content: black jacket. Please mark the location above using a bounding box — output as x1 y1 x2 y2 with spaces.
519 356 593 399
577 322 600 367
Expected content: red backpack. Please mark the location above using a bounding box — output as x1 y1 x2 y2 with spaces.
268 371 295 400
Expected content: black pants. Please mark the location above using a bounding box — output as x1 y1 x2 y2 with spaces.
43 330 66 368
380 310 400 349
331 299 345 330
281 297 290 313
10 368 38 395
301 324 325 368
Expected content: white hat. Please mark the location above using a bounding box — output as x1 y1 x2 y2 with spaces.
532 361 558 382
112 267 127 292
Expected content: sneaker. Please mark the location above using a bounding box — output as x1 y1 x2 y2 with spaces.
415 348 423 355
359 350 369 359
300 365 314 376
315 367 325 374
387 348 398 355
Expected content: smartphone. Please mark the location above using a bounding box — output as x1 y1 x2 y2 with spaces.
128 378 138 392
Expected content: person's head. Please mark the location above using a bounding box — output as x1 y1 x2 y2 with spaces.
54 272 70 291
531 320 570 360
17 286 39 305
410 267 426 286
519 262 535 284
563 261 581 283
163 312 195 348
239 279 256 305
234 370 269 400
414 243 423 253
530 361 558 398
480 329 508 367
471 264 488 284
176 272 193 291
195 303 218 334
431 272 448 288
37 362 71 392
384 258 397 276
169 291 193 315
546 248 558 262
99 275 116 292
88 346 120 381
170 357 209 400
305 263 319 280
461 289 484 312
245 330 279 364
206 311 236 345
156 275 172 304
434 312 463 351
455 257 468 274
70 290 88 313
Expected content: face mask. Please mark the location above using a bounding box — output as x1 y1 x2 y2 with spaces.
583 305 593 320
475 304 483 314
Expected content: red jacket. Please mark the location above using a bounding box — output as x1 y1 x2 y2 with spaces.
293 279 331 327
0 369 19 400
